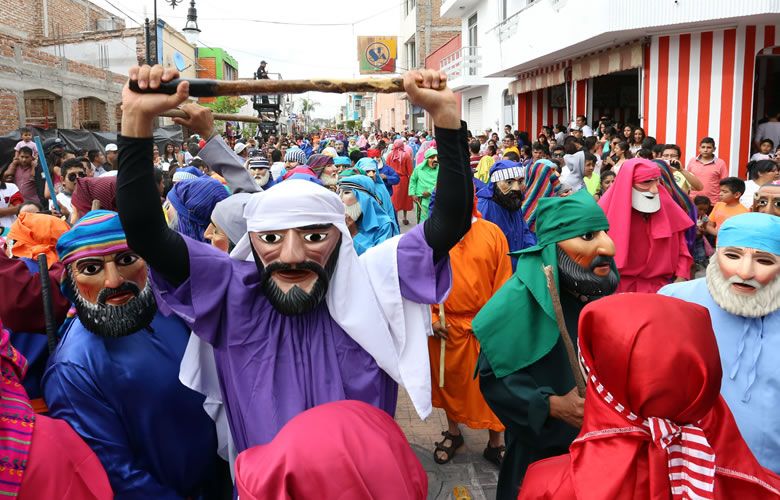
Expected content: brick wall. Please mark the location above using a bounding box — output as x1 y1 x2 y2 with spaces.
0 90 20 132
114 103 122 131
197 57 217 103
0 0 125 40
0 0 42 39
44 0 125 38
415 0 461 64
70 99 80 129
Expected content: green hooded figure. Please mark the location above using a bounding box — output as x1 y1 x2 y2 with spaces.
472 189 619 499
408 148 439 221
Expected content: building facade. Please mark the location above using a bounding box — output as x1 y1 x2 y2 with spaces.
399 0 461 130
0 0 131 133
442 0 780 177
196 47 239 104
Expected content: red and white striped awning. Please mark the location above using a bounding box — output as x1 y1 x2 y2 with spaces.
509 41 645 95
571 42 644 81
509 61 567 94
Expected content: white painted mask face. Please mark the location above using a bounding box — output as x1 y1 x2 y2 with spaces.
631 179 661 213
339 188 362 221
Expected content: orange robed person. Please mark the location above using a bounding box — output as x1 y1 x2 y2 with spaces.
428 191 511 467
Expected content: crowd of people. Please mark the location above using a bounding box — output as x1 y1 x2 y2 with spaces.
0 63 778 500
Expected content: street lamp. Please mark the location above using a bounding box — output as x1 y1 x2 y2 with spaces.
182 0 201 45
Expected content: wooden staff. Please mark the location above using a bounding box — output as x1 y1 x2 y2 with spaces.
37 254 59 355
438 303 446 388
129 76 413 97
543 265 586 397
159 109 262 124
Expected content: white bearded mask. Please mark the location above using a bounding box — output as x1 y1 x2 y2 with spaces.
706 248 780 318
631 187 661 213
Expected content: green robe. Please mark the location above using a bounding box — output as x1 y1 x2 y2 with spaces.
408 164 438 221
477 291 586 500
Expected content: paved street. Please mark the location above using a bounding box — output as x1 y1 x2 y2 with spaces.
395 389 500 500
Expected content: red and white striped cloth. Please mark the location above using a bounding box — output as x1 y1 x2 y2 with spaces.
580 353 716 500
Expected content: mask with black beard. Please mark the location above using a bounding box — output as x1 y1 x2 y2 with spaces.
493 189 523 211
556 247 620 301
68 272 158 338
253 241 340 316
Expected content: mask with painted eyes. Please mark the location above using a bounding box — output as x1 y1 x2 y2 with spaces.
339 189 363 222
250 226 342 315
556 230 619 301
67 252 157 338
707 246 780 318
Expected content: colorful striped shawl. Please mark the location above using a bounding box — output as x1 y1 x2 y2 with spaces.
0 318 34 498
521 160 561 232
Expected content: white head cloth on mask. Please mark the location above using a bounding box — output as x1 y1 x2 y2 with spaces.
231 180 435 418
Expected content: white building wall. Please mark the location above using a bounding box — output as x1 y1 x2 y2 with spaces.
483 0 780 76
454 0 515 132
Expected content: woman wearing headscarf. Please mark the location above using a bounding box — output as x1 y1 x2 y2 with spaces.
521 159 561 232
519 293 780 499
166 176 229 242
235 400 427 500
388 138 414 225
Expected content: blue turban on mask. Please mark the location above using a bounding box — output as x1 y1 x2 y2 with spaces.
167 177 229 242
718 212 780 255
338 175 397 255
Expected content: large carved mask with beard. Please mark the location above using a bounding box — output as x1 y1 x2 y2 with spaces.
250 225 341 316
556 230 620 301
67 251 157 338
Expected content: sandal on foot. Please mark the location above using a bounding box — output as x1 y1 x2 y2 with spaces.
433 431 464 464
483 442 506 467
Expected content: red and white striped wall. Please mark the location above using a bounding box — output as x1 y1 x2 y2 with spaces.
514 24 780 178
516 87 567 137
644 25 779 178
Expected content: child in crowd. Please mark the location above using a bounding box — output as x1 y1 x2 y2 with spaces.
14 128 37 159
594 170 615 201
693 195 715 272
583 152 600 195
706 177 748 236
750 138 776 162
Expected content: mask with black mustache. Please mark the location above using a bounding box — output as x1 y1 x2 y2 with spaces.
68 272 158 338
493 188 523 211
254 242 340 316
556 247 620 301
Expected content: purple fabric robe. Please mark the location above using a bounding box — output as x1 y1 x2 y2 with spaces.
152 224 449 453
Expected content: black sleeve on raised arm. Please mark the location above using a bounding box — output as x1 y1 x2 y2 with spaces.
116 136 189 286
424 121 473 262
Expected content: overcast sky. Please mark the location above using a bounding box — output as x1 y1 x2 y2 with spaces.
91 0 401 117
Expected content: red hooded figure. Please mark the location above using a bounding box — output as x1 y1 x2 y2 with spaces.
598 159 693 292
518 293 780 500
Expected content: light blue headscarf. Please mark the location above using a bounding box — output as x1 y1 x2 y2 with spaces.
338 175 397 255
718 213 780 255
355 157 399 234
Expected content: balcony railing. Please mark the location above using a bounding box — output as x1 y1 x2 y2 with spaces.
440 46 481 79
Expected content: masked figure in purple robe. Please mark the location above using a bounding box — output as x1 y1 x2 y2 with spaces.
116 65 471 461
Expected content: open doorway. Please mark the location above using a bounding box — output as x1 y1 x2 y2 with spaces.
751 52 780 154
590 69 640 128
